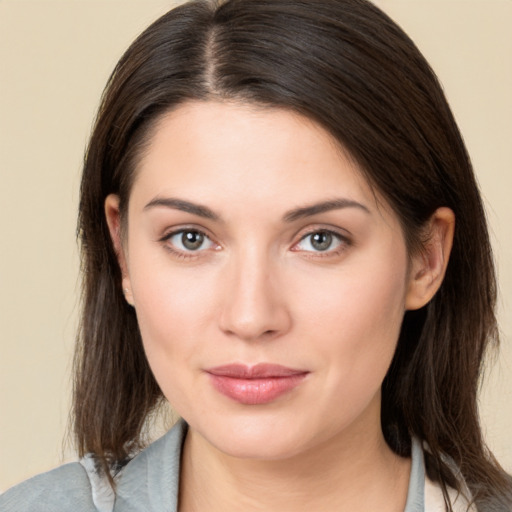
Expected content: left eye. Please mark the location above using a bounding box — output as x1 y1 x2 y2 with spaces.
167 230 216 252
295 230 344 252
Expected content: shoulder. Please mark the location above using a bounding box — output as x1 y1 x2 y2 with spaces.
112 419 187 511
409 438 477 512
0 420 187 512
0 462 96 512
425 474 477 512
419 440 477 512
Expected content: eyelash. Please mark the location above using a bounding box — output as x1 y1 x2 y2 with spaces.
159 227 351 260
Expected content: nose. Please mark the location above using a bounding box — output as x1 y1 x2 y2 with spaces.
218 250 292 342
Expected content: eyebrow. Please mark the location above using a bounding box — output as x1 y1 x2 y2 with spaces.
144 197 220 221
143 196 370 223
283 198 370 222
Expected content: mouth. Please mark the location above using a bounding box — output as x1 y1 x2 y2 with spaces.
205 363 309 405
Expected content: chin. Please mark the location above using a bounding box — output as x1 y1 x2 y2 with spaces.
213 432 307 461
189 410 340 462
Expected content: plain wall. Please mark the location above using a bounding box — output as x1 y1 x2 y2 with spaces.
1 0 511 491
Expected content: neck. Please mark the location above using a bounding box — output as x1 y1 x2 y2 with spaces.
178 398 411 512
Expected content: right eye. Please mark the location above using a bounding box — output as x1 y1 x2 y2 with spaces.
163 229 217 253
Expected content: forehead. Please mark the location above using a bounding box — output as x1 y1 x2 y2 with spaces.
130 101 379 212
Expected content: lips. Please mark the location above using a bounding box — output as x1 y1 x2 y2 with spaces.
205 363 309 405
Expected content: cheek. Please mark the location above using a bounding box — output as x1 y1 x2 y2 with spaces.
135 273 217 350
134 279 214 412
293 254 408 394
126 247 220 397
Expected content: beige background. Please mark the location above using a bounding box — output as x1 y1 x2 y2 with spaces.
0 0 510 491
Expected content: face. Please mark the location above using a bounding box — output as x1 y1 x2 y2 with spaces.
108 101 422 460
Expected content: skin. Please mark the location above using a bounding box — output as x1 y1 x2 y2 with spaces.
106 101 454 512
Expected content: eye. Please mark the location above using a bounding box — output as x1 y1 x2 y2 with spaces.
164 229 216 252
294 230 346 253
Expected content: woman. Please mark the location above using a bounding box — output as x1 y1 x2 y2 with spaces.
2 0 511 510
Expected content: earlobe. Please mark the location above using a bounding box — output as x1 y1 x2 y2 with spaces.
405 207 455 311
105 194 134 305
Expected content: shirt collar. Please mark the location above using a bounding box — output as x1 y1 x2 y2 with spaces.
114 420 426 512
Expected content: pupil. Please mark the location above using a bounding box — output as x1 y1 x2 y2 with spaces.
312 232 332 251
182 231 204 250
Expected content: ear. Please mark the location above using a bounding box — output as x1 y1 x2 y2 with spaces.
105 194 134 306
405 207 455 311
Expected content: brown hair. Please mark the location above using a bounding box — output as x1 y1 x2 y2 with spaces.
74 0 512 507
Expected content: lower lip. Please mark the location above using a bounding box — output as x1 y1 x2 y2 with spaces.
208 373 308 405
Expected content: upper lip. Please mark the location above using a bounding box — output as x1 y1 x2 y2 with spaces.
206 363 308 379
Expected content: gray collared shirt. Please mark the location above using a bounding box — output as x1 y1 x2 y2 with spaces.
0 420 438 512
